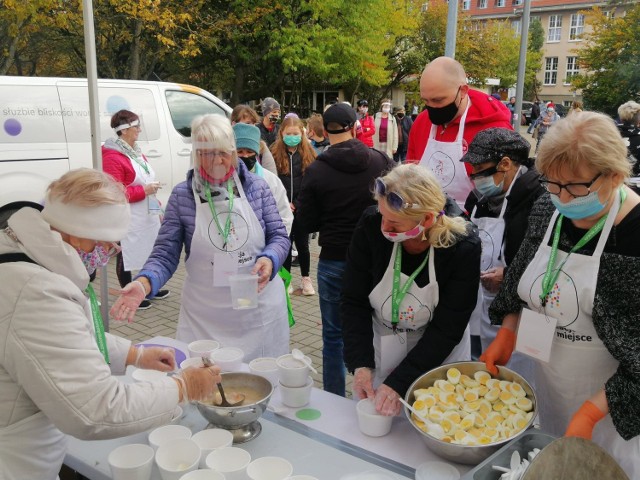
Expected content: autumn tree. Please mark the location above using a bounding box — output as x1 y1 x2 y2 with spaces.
524 17 544 101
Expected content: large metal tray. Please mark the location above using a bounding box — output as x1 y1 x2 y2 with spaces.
460 430 556 480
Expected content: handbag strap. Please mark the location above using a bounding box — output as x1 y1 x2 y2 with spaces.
0 252 37 265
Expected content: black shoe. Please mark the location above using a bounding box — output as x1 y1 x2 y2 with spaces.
291 257 300 267
138 299 152 310
153 289 170 299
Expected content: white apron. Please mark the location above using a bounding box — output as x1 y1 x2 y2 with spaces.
516 190 639 478
177 172 289 361
368 243 470 388
418 103 474 210
120 154 161 271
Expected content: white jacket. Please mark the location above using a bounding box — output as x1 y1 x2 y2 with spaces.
373 113 399 158
0 208 180 480
255 163 294 236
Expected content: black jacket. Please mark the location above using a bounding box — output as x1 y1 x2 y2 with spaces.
258 122 280 147
342 202 481 396
618 123 640 176
278 150 304 203
464 168 545 267
294 138 393 260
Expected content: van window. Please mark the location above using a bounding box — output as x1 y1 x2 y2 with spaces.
165 90 228 137
1 86 66 144
57 86 161 142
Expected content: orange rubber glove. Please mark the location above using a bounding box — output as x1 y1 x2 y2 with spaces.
565 400 606 440
480 327 516 376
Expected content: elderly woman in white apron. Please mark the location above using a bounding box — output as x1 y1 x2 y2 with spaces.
460 128 545 383
111 114 290 361
102 109 168 310
342 164 481 416
484 112 640 478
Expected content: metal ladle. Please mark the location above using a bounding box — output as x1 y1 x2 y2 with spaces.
201 357 245 407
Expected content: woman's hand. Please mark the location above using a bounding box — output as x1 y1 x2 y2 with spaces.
353 367 375 400
110 280 148 323
144 182 161 196
480 326 516 376
251 257 273 292
173 366 222 403
374 384 401 417
480 267 504 294
289 202 296 212
128 345 176 371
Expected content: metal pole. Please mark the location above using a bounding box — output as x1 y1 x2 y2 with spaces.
445 0 459 58
82 0 110 331
513 0 532 130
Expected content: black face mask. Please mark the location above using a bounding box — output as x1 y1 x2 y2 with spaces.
268 115 279 123
426 86 461 126
397 113 404 119
240 154 257 171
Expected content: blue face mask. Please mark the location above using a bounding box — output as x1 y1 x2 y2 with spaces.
550 190 606 219
283 135 302 147
474 173 504 198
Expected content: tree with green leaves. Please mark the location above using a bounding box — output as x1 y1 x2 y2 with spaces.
524 17 544 101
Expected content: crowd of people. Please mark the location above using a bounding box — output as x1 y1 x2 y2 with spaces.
2 55 640 479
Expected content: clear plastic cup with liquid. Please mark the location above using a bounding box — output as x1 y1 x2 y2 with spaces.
229 274 258 310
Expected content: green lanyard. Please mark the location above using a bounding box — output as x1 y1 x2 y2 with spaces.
129 154 149 175
391 246 429 331
540 188 626 305
205 181 234 250
85 284 110 364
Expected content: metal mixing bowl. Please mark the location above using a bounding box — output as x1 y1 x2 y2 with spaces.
404 361 537 465
196 372 274 443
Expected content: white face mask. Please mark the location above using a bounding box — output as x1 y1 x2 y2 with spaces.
382 106 391 113
381 222 425 243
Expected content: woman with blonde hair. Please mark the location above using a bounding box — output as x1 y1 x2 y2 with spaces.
0 169 221 479
231 104 278 175
271 116 317 295
342 163 481 415
483 111 640 478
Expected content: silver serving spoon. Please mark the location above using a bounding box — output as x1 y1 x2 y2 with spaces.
291 348 318 374
201 357 245 407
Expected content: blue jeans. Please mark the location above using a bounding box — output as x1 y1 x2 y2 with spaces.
317 258 347 397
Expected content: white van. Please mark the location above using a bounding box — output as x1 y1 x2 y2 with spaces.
0 76 232 225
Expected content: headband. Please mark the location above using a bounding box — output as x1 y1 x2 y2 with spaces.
114 120 140 133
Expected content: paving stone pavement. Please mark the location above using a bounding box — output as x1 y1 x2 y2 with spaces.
95 237 353 396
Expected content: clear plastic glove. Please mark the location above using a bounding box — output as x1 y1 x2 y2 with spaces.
132 345 176 371
480 327 516 376
374 383 401 417
480 266 504 294
110 280 146 323
565 400 606 440
173 366 222 403
252 257 273 292
353 367 375 400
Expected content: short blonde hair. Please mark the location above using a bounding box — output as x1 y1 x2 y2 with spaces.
47 168 126 206
618 101 640 124
375 164 468 248
536 111 630 179
191 114 238 167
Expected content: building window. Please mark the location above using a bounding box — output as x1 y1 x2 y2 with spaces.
544 57 558 85
478 0 487 9
569 14 585 41
462 0 471 9
512 0 523 5
604 9 615 19
547 15 562 42
495 0 505 7
563 101 573 108
512 19 522 36
565 56 579 84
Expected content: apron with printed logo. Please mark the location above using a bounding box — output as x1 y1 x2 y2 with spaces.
419 103 473 210
177 172 289 361
516 189 639 478
120 154 161 271
368 243 470 388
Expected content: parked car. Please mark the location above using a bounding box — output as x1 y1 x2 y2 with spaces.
502 100 535 125
553 104 568 117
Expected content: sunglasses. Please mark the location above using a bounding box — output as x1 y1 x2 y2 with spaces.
375 178 419 210
469 165 499 181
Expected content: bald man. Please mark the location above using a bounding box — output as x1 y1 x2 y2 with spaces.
407 57 512 210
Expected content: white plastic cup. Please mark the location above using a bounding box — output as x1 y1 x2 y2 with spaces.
188 340 221 358
148 424 192 451
276 354 310 388
179 470 226 480
247 456 293 480
108 443 154 480
180 357 206 370
205 446 252 480
356 399 393 437
229 274 259 310
210 347 244 372
249 357 279 385
155 438 201 480
191 428 234 468
278 376 313 408
169 405 184 425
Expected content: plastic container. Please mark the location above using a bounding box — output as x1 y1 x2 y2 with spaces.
229 274 259 310
356 399 393 437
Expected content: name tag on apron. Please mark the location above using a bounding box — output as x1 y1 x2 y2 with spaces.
380 332 407 378
147 195 162 214
213 252 238 287
515 308 557 363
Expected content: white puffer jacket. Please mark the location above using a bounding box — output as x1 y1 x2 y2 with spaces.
0 208 180 480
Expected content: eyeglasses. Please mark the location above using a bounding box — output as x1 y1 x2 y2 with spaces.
196 149 232 160
374 178 419 210
539 173 602 197
469 165 499 180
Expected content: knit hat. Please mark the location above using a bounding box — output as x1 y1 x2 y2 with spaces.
460 128 531 166
261 97 280 117
233 123 261 155
323 103 357 134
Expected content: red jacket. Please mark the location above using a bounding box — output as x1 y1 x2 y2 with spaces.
406 89 512 174
356 114 376 147
102 144 148 203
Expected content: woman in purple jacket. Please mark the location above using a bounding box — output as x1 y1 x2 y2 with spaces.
112 115 291 360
